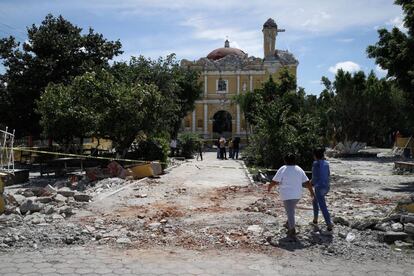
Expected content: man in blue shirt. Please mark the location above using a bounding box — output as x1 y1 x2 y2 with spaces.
311 148 333 231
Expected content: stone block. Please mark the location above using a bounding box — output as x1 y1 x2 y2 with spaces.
404 223 414 235
54 194 67 203
73 193 91 202
351 218 379 231
401 215 414 224
35 197 53 204
19 198 44 214
42 205 55 215
380 231 409 243
57 187 75 198
391 222 403 232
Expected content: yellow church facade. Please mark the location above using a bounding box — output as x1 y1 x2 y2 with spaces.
180 18 298 139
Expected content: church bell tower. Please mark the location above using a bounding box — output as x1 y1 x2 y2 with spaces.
262 18 284 61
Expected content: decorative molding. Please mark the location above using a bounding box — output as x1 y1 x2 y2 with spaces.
195 99 236 104
203 70 265 76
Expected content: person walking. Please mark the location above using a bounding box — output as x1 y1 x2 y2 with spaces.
228 138 234 159
170 138 177 157
268 153 314 239
216 137 220 159
219 136 227 160
196 140 204 161
232 137 240 159
311 148 333 232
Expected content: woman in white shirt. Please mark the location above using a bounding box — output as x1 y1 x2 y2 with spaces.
268 153 314 238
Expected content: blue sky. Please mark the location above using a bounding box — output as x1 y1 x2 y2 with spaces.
0 0 404 94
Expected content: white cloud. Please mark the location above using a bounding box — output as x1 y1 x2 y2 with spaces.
81 0 403 34
329 61 361 74
386 16 407 32
180 15 262 57
375 64 388 76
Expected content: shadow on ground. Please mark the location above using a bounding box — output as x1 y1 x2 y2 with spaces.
382 181 414 193
267 227 333 252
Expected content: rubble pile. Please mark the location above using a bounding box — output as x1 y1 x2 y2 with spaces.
244 197 280 217
0 176 133 250
4 184 91 216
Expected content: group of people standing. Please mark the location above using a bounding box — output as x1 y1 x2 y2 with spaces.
217 136 240 160
268 148 332 239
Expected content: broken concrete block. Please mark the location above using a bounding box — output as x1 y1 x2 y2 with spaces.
8 194 25 206
351 218 379 231
151 162 162 176
54 194 68 203
391 222 404 232
381 214 401 223
73 193 91 202
54 180 69 189
19 198 44 214
58 206 74 216
401 215 414 224
380 231 409 243
404 223 414 235
57 187 75 198
44 184 57 194
374 222 390 232
35 197 53 204
42 205 55 215
23 190 35 197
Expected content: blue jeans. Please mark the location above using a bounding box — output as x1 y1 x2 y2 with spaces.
313 186 332 225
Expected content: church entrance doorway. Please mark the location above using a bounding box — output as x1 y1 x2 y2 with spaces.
213 110 232 137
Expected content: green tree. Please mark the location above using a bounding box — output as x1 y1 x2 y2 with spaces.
318 70 408 146
242 70 320 169
110 55 202 138
367 0 414 121
37 70 164 157
0 14 122 136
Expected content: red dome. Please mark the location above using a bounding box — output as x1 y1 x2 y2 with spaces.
207 47 246 60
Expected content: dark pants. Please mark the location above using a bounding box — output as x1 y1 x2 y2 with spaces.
197 150 203 161
220 147 226 159
233 149 239 159
312 187 332 225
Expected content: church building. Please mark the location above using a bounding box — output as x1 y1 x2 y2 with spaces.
180 18 298 139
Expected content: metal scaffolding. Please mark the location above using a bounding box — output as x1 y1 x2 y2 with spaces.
0 126 15 174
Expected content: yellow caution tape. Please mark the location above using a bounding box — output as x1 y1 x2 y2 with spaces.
13 147 169 165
